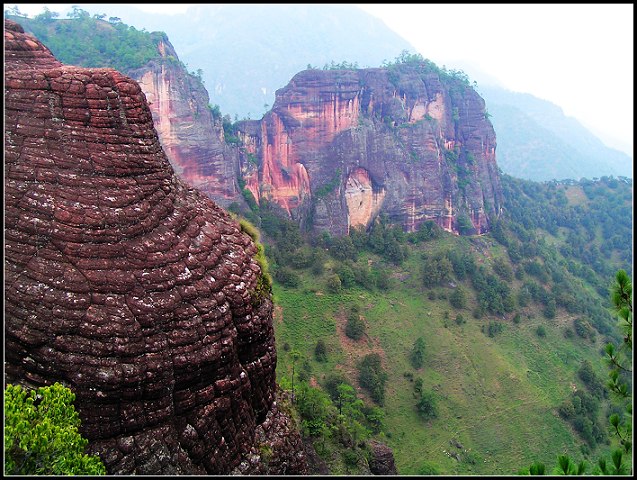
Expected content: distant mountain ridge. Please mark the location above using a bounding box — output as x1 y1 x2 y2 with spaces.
7 3 631 183
479 86 633 181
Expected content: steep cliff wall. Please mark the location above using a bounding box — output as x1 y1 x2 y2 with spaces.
4 19 306 475
237 65 503 235
126 37 244 208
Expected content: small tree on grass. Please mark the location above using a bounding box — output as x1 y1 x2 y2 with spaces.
416 390 438 420
326 274 342 293
4 383 106 475
315 339 328 362
358 353 387 405
410 337 426 369
345 310 366 340
449 286 467 309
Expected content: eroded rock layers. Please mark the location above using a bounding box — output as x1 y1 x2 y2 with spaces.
4 19 305 475
127 37 243 208
237 67 503 236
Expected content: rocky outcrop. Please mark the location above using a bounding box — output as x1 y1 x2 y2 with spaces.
4 19 306 475
237 64 503 235
126 36 244 209
368 440 398 475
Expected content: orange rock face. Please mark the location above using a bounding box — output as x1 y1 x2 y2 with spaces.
128 38 243 208
237 67 503 235
259 113 311 212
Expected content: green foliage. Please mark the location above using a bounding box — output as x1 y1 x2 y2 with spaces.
315 339 328 362
604 270 632 454
449 286 467 309
471 266 515 315
409 220 442 243
222 115 242 144
573 318 596 341
208 103 222 119
4 383 106 475
523 270 633 475
456 214 474 235
382 50 473 87
484 321 504 338
329 235 357 262
422 252 453 288
535 325 547 337
314 169 342 198
492 256 514 281
275 266 301 288
239 219 272 304
326 274 342 293
418 462 441 475
358 353 387 405
416 390 438 421
14 12 162 73
410 337 426 370
322 60 359 70
345 309 366 340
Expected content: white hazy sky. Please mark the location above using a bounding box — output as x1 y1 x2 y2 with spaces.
6 3 634 156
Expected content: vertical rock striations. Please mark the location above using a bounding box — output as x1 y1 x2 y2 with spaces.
4 19 306 475
126 35 244 208
237 65 503 236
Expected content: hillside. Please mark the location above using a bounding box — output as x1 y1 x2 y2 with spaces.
4 10 632 475
243 175 632 474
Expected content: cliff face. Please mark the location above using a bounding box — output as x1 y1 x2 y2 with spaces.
4 19 306 475
237 66 503 235
127 36 244 208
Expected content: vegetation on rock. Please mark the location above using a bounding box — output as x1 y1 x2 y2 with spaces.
4 383 106 475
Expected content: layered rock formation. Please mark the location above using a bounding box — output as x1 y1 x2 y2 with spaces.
4 19 306 475
126 35 244 208
237 65 503 235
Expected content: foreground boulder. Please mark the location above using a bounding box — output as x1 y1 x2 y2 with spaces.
369 440 398 475
4 19 306 475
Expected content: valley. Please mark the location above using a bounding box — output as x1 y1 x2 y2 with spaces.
3 7 633 476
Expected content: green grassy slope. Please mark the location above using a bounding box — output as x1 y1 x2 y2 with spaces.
261 175 631 475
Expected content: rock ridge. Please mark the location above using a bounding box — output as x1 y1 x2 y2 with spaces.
4 19 306 475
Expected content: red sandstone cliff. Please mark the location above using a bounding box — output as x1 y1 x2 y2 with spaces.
126 36 244 208
236 65 503 236
4 19 306 475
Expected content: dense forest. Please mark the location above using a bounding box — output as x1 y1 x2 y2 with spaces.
6 7 166 73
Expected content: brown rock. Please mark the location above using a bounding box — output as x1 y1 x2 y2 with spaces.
4 19 306 475
368 440 398 475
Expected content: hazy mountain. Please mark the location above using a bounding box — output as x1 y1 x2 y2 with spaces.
478 86 633 181
73 3 415 119
32 3 633 181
